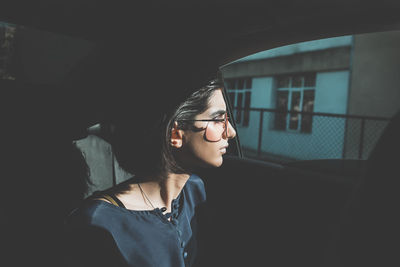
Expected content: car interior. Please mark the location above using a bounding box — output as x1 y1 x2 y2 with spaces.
2 1 400 266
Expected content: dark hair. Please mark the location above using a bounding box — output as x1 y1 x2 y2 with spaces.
112 80 222 181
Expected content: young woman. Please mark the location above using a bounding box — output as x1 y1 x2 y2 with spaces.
65 80 236 267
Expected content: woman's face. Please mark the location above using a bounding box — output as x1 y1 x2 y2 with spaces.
177 89 236 168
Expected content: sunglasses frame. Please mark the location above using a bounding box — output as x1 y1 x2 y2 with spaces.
177 113 229 142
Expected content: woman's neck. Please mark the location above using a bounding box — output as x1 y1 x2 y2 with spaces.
136 173 191 211
160 173 191 207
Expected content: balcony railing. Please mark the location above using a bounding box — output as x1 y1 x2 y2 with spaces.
232 107 390 162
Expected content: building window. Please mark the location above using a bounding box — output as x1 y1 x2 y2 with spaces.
0 22 17 80
274 73 315 133
225 77 252 127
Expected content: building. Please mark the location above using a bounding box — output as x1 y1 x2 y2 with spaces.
221 31 400 162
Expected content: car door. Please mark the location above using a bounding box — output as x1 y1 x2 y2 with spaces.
193 29 400 267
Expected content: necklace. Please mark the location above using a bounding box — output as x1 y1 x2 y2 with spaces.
137 183 155 209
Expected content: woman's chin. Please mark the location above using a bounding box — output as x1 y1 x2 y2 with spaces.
207 156 223 168
182 154 224 169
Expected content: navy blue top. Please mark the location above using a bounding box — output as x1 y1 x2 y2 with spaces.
65 174 206 267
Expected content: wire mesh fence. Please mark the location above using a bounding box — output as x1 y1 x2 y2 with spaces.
233 108 390 163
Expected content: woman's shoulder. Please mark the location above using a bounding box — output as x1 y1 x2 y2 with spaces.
186 173 205 189
69 178 135 218
184 173 206 204
65 193 126 228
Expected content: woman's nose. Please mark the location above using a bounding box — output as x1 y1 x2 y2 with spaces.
225 121 236 139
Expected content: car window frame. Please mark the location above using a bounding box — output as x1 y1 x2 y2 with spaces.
219 26 400 165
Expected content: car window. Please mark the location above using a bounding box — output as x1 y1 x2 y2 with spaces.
220 30 400 165
0 22 17 80
0 20 93 84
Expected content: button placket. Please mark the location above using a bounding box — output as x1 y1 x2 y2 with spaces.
171 193 189 263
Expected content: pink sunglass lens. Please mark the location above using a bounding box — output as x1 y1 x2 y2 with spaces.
205 116 228 142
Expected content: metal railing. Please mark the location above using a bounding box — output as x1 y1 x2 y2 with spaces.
232 107 390 162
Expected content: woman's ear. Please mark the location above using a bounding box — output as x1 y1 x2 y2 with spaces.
171 121 184 148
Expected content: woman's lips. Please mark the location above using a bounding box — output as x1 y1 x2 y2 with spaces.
220 145 228 154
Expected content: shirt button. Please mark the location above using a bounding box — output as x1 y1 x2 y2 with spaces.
181 241 185 248
183 252 188 258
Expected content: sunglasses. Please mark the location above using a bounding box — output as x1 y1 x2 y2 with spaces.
178 112 230 142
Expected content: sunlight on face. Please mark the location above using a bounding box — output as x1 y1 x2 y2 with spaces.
178 89 236 168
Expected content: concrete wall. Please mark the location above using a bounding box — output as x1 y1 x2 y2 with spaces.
314 71 349 114
234 77 274 151
348 30 400 118
343 30 400 159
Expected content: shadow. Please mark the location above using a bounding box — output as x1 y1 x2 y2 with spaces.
63 142 92 215
64 224 128 267
331 110 400 266
191 202 211 267
2 117 93 266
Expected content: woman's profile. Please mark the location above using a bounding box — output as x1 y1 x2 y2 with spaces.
65 79 236 267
